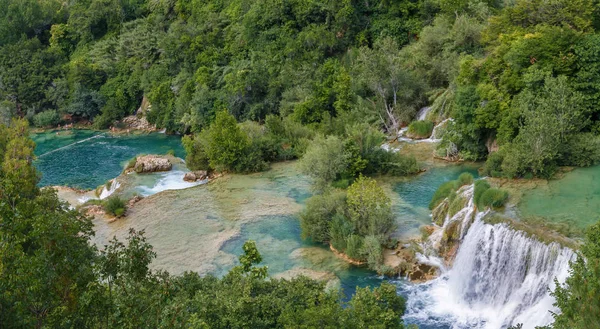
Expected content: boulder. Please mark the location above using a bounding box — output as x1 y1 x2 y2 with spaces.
183 172 196 182
134 155 172 173
183 170 208 182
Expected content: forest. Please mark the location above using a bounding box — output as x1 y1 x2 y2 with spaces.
2 0 600 327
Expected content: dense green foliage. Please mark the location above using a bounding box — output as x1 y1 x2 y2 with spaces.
300 176 396 271
436 0 600 177
551 222 600 328
299 125 419 190
0 120 411 328
0 0 427 132
2 0 600 178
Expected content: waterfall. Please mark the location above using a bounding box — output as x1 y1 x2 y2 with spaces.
135 169 207 196
417 106 432 121
404 183 574 329
428 118 453 142
99 179 120 199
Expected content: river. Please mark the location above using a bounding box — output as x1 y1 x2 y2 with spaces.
32 129 588 329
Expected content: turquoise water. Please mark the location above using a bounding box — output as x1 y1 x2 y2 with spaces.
35 131 483 326
518 165 600 232
32 130 185 189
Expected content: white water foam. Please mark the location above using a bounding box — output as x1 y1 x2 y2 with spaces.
99 179 121 199
404 183 574 329
417 106 432 121
136 170 206 196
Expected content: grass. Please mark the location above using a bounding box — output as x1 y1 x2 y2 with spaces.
104 196 127 217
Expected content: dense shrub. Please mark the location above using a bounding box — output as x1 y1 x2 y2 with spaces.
560 133 600 167
300 176 395 271
429 181 458 210
298 135 349 191
456 172 474 186
104 196 126 217
473 179 491 208
367 149 420 176
329 214 353 251
483 150 505 177
299 192 347 243
181 134 210 171
407 120 434 139
33 110 60 127
479 188 508 209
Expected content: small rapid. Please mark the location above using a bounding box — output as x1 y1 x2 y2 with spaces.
403 184 574 329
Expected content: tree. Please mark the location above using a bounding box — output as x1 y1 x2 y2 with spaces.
346 176 395 240
299 191 347 243
551 222 600 328
205 110 250 172
353 37 425 133
298 135 349 192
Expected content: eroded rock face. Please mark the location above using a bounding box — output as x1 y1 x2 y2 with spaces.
121 115 156 131
134 155 172 173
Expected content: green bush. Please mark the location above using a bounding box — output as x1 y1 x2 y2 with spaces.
104 196 126 217
368 150 419 176
407 120 434 139
479 188 508 209
560 133 600 167
483 150 505 177
181 134 210 171
474 179 491 208
456 172 474 186
300 191 347 243
429 181 457 210
33 110 60 127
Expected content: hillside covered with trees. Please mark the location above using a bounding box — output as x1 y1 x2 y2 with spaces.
2 0 600 178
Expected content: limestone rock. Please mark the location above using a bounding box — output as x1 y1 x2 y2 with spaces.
183 170 208 182
134 155 172 173
121 115 155 131
128 195 144 207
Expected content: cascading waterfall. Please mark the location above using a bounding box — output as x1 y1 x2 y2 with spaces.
404 183 574 329
417 106 432 121
99 179 121 199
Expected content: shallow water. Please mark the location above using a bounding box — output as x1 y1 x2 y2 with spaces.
518 166 600 231
34 131 507 326
32 130 185 189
